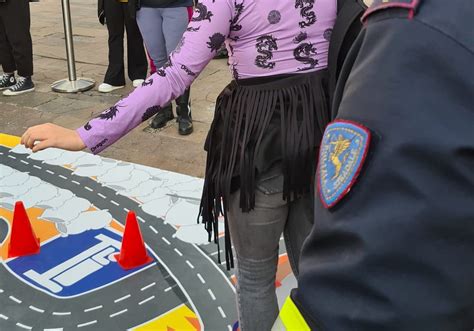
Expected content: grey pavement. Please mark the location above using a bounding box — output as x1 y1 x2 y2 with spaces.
0 0 232 178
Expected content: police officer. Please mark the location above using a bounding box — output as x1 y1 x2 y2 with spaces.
275 0 474 329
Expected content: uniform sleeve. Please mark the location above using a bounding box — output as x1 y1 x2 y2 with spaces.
77 0 233 154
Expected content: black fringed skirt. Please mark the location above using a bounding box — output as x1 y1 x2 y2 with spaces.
199 70 330 269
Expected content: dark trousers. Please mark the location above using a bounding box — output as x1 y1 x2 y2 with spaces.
0 0 33 77
103 0 147 86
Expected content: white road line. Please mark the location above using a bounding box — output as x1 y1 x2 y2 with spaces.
72 180 80 185
218 306 227 318
28 305 45 313
0 152 3 155
162 237 171 245
9 295 21 304
59 174 67 180
44 328 64 331
227 325 232 331
111 200 120 206
197 273 206 284
164 284 177 292
138 295 155 305
77 320 97 328
98 193 106 199
0 288 3 293
52 311 71 316
123 207 130 212
140 282 156 291
110 309 128 318
33 165 42 170
210 250 223 256
15 322 32 330
7 155 16 160
174 248 183 256
85 186 93 192
84 305 103 312
0 314 8 320
114 294 131 303
20 160 29 165
46 170 55 175
186 260 195 269
149 226 158 234
208 289 216 301
137 216 146 223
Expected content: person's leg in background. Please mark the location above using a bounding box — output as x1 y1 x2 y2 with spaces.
227 184 289 331
136 7 174 129
0 12 17 90
162 6 193 135
1 0 35 96
123 4 147 87
100 0 126 93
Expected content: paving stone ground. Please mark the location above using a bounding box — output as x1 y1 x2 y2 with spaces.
0 0 232 177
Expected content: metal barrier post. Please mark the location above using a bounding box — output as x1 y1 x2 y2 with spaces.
51 0 95 93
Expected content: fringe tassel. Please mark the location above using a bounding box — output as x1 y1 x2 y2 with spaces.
198 71 329 270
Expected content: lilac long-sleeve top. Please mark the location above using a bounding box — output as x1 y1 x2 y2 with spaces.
78 0 337 153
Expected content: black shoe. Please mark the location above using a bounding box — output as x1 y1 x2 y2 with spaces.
0 73 16 90
176 91 193 135
150 104 174 129
3 76 35 96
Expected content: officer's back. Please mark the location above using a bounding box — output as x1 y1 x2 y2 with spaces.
292 0 474 330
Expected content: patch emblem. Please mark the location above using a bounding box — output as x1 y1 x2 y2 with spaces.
317 120 371 208
362 0 420 22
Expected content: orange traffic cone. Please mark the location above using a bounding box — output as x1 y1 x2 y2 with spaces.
8 201 40 258
115 211 153 270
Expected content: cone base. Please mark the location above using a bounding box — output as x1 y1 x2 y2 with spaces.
114 253 153 270
8 238 40 258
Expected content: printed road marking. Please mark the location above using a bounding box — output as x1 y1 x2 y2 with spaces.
46 170 55 175
110 309 128 318
0 314 8 320
114 294 131 303
228 325 232 331
123 207 130 212
140 282 156 291
20 160 29 165
29 305 45 313
59 174 68 180
210 250 223 256
98 193 106 199
77 320 97 328
149 226 158 234
164 284 177 293
138 296 155 305
218 306 227 318
174 248 183 256
162 237 171 245
85 186 94 192
197 273 206 284
9 295 22 304
33 165 42 170
208 289 216 301
84 305 103 313
111 200 120 206
137 216 146 223
52 312 71 316
16 323 32 330
7 155 16 160
72 180 80 185
0 288 3 293
186 260 195 269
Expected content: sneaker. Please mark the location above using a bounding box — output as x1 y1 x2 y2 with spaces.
98 83 125 93
151 104 174 129
3 76 35 96
0 73 16 90
132 79 145 88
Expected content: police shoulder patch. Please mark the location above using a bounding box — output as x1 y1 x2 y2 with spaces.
317 120 371 209
362 0 421 22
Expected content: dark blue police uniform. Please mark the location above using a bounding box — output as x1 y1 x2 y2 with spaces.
292 0 474 329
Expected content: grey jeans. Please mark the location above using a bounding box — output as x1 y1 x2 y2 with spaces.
227 168 313 331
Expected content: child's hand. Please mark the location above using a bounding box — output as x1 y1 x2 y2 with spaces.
21 123 87 153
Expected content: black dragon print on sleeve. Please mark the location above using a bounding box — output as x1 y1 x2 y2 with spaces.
98 105 123 120
186 26 201 32
142 78 153 87
142 106 162 122
180 64 196 76
83 122 92 131
295 0 316 28
192 3 213 22
156 57 173 77
255 35 278 69
207 33 226 52
230 2 244 32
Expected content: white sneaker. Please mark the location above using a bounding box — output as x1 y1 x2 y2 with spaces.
98 83 125 93
132 79 145 88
